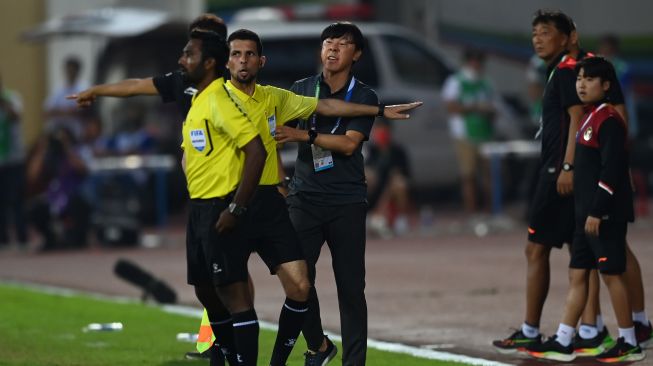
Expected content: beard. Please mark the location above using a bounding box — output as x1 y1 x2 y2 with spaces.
180 67 205 84
234 72 257 85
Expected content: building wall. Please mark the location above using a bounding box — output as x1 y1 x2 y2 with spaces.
0 0 46 147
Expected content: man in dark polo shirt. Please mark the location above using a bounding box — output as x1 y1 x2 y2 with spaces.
275 22 377 366
493 9 584 354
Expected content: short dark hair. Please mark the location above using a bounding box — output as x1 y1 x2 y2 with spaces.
188 13 227 38
321 22 365 51
190 29 229 70
575 56 618 86
227 29 263 56
532 9 574 36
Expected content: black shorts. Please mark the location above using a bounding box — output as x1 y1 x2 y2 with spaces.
186 195 250 287
570 221 627 274
247 186 304 274
527 176 575 248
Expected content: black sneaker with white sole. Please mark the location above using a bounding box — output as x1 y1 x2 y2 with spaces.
304 336 337 366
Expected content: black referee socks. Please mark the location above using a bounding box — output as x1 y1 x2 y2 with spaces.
270 297 309 366
209 315 238 365
232 309 259 366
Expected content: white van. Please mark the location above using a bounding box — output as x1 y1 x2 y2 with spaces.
230 21 458 188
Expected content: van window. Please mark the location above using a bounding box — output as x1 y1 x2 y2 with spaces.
257 38 321 89
382 35 450 87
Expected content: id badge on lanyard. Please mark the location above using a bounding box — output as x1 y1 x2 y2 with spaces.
535 55 568 140
310 77 356 172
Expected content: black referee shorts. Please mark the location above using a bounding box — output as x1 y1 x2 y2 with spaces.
186 195 250 287
570 221 628 274
527 176 575 248
247 186 304 274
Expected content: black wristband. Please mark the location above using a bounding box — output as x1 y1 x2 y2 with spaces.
377 104 386 117
308 129 318 145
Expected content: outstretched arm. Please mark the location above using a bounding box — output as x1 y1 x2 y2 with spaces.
67 78 159 107
315 99 422 120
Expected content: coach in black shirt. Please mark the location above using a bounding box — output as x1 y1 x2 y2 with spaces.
276 22 377 366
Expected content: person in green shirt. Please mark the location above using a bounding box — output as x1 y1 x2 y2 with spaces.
442 48 496 213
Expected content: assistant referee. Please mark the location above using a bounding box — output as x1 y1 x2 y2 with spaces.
180 29 265 366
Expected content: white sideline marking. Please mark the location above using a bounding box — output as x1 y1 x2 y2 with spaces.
3 281 512 366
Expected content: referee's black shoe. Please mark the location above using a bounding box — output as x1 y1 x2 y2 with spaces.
304 336 337 366
184 350 212 360
184 346 233 366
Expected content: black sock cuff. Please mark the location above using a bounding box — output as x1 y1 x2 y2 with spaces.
232 309 258 326
284 298 308 313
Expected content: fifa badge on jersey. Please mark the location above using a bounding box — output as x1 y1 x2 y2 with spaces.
190 129 207 152
583 127 593 141
267 114 277 136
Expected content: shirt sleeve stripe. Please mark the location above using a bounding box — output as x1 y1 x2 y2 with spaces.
598 181 614 195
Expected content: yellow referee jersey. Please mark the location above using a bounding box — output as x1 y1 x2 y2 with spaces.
224 80 317 185
182 78 260 199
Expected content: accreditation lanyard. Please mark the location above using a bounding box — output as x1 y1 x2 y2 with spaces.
535 55 569 139
576 103 607 141
545 55 568 86
310 76 356 134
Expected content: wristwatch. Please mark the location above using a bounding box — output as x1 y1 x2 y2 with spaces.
377 104 386 117
227 202 247 217
308 129 318 145
277 176 291 189
562 162 574 172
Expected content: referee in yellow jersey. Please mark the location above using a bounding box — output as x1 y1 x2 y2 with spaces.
180 29 265 366
223 29 421 366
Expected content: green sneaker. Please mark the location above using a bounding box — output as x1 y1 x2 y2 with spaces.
526 335 576 362
596 337 646 363
573 327 615 356
492 329 542 354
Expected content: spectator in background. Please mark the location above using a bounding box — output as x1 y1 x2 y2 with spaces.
442 48 497 214
44 57 88 139
26 126 91 251
598 35 638 138
365 120 411 237
0 73 28 249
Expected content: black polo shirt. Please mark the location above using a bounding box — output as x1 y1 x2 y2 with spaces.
152 70 197 117
288 73 378 205
539 52 582 177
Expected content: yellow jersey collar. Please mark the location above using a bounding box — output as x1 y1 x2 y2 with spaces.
191 77 225 105
225 80 262 103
